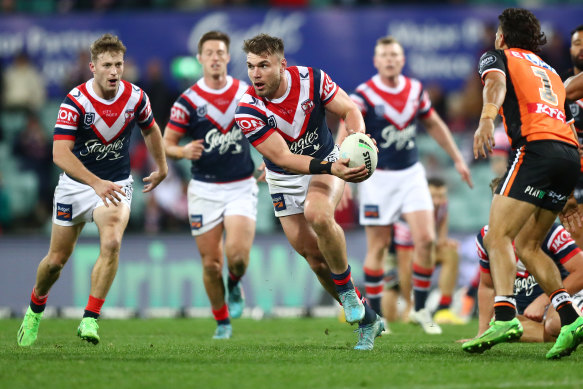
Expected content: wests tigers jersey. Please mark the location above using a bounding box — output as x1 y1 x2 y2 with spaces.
235 66 337 175
54 79 154 182
478 49 576 149
167 76 254 183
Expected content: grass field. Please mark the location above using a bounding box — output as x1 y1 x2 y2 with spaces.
1 317 583 389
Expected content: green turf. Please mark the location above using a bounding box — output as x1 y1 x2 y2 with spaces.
1 317 583 388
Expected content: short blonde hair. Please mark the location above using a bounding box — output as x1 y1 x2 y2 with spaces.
90 33 127 63
375 36 403 51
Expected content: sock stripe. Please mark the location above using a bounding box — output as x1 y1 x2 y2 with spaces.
494 301 516 309
363 267 385 277
550 288 568 300
365 285 384 296
212 304 229 321
412 263 433 276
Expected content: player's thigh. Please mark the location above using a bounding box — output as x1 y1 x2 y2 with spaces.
402 210 435 245
365 225 393 252
279 213 320 259
93 203 131 244
46 222 85 263
487 194 537 242
195 223 225 265
305 174 344 217
224 215 256 257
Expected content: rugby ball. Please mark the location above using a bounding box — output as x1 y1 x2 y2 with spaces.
339 133 377 177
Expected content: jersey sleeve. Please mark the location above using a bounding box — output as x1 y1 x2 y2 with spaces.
136 90 155 130
235 93 275 147
167 95 193 134
476 227 490 273
565 99 574 124
350 92 367 116
544 223 582 264
54 92 83 141
418 88 433 119
478 50 506 83
319 69 339 105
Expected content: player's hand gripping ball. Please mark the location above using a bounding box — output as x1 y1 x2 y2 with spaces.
339 133 377 179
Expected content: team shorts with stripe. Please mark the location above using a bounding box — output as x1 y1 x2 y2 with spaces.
53 173 133 226
359 162 433 226
265 145 339 218
496 141 580 212
187 176 258 236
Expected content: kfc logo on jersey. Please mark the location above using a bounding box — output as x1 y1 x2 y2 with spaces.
83 113 95 127
322 73 335 96
57 108 79 126
527 103 566 123
236 117 266 135
301 99 314 115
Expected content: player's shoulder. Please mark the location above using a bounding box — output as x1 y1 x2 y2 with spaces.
479 50 505 69
122 79 144 95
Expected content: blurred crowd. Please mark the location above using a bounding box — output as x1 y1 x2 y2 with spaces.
0 8 577 235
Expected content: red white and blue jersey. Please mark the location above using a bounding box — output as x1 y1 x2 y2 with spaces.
54 79 154 182
235 66 338 175
350 75 433 170
476 224 578 278
167 76 254 183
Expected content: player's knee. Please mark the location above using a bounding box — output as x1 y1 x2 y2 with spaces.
43 257 66 275
544 316 561 339
202 259 223 277
228 258 247 276
100 236 122 257
414 234 435 252
514 240 539 260
304 208 333 234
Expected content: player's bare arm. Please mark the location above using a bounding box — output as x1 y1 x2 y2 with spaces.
163 126 204 160
565 72 583 101
142 122 168 193
53 139 125 207
474 71 506 159
325 87 365 135
254 130 368 182
421 111 473 188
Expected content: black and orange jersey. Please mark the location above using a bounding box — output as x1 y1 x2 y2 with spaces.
478 48 576 149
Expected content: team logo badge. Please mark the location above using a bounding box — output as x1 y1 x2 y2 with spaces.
83 113 95 127
190 214 203 230
197 105 207 117
364 205 379 219
301 99 314 115
124 109 135 124
569 103 580 117
271 193 287 211
267 115 277 128
56 203 72 221
374 105 385 117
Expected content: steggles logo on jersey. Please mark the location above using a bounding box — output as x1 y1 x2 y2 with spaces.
204 128 244 155
197 105 208 117
289 127 320 155
514 275 537 296
83 113 95 127
79 138 125 161
301 99 314 115
380 124 416 150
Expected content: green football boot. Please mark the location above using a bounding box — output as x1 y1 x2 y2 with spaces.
546 316 583 359
77 317 100 345
17 307 43 347
462 317 523 353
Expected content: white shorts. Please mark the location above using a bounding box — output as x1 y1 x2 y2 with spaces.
53 173 133 226
359 162 433 226
187 176 258 236
265 145 339 218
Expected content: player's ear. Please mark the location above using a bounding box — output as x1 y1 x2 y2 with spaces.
89 61 95 74
280 57 287 73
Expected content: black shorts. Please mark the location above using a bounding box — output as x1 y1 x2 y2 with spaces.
496 141 580 211
574 166 583 204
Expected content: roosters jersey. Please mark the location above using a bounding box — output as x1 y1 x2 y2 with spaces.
350 75 433 170
476 223 578 279
54 79 154 182
478 49 576 149
235 66 338 175
167 76 254 183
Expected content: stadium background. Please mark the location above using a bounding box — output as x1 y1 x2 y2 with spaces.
0 0 582 316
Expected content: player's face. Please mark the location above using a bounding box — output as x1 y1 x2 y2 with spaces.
246 52 286 99
198 40 230 78
374 43 405 80
90 51 124 99
429 185 447 208
494 27 505 50
571 31 583 71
